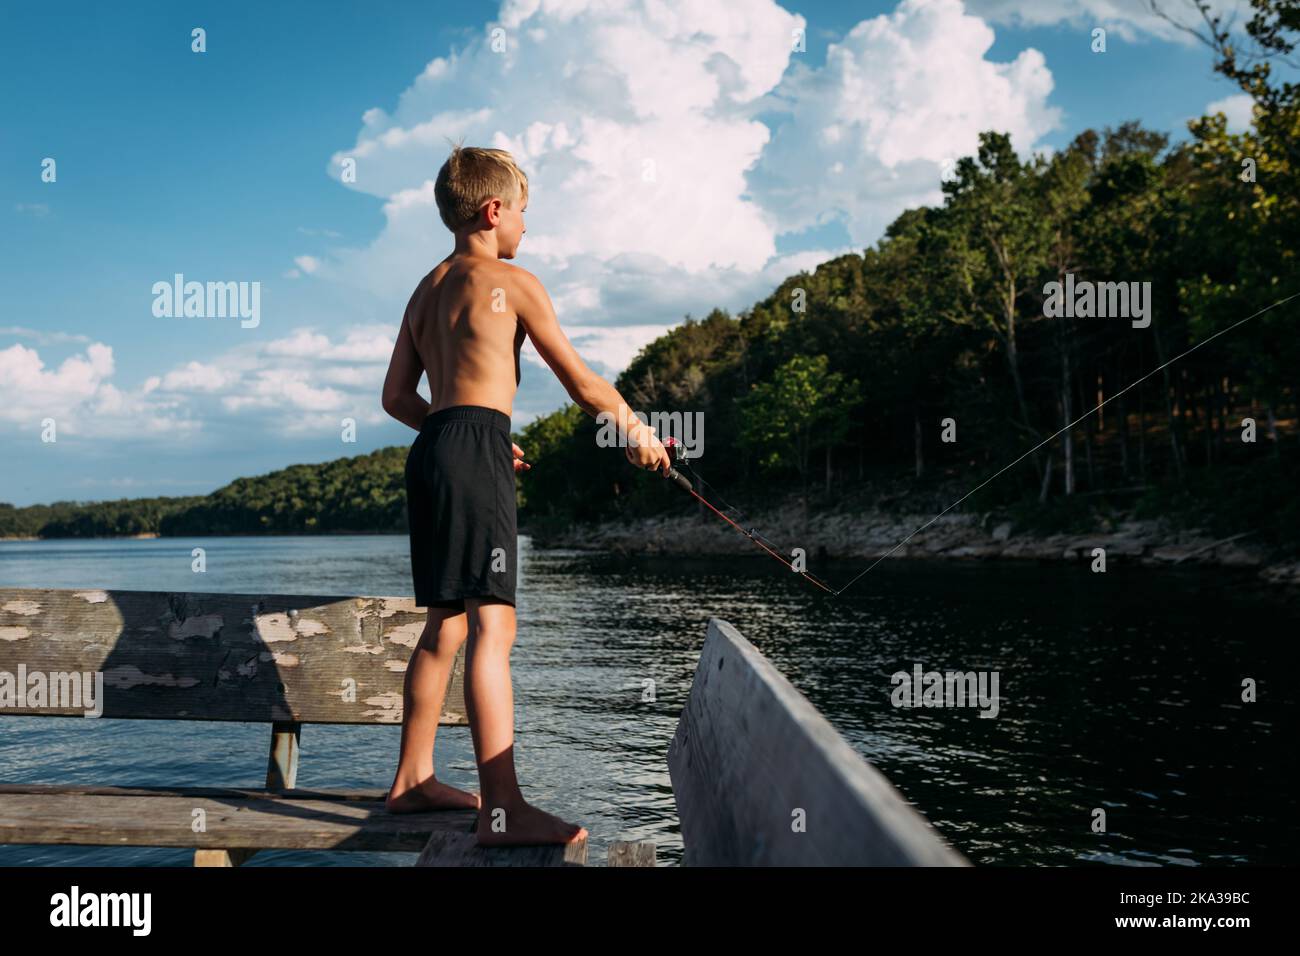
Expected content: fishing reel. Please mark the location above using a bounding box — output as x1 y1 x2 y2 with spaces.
661 437 695 493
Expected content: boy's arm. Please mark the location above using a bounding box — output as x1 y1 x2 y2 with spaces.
513 269 670 473
381 310 431 430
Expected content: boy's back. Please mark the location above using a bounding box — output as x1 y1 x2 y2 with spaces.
406 257 527 417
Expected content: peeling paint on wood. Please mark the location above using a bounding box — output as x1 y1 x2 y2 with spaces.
387 622 424 647
1 601 41 616
259 652 300 667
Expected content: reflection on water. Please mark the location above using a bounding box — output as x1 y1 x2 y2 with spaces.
0 535 1296 866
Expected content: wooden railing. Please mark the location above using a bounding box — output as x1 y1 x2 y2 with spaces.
668 618 968 866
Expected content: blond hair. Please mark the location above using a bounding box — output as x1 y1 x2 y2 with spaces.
434 143 529 232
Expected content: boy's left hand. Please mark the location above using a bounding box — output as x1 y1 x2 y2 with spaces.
512 442 531 472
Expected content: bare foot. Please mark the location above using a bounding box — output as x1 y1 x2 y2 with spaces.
385 777 481 814
474 800 588 847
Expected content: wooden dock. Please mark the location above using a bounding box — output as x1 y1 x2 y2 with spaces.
1 588 964 866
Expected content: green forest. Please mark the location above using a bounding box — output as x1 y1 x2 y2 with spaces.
4 2 1298 552
0 447 409 538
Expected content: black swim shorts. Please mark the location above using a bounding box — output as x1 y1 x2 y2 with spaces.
406 405 518 609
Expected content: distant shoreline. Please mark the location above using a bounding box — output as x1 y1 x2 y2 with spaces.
0 530 394 541
5 517 1297 588
531 504 1300 589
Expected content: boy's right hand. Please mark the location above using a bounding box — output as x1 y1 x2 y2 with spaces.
624 423 672 476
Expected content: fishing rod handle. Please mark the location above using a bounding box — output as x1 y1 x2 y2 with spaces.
666 467 694 493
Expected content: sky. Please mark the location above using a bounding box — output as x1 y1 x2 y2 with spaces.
0 0 1263 506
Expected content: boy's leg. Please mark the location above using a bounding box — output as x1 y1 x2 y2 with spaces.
385 604 481 813
464 597 586 846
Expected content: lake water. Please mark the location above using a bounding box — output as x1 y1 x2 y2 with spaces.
1 534 1296 866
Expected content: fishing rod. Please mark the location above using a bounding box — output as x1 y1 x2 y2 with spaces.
660 438 837 594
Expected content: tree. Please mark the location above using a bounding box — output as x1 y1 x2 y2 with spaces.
740 354 861 519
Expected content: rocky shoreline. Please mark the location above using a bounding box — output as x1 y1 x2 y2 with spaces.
531 501 1300 587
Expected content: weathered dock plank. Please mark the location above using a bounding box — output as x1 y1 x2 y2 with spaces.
607 841 656 866
667 618 968 866
416 831 587 867
0 784 475 851
0 587 465 724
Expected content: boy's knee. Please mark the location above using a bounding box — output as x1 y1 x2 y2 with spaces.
419 615 468 652
423 629 467 654
468 625 516 649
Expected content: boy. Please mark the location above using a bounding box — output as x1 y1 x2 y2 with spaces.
380 145 672 846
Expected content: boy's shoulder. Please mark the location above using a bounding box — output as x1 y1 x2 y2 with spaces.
437 257 539 289
469 260 549 306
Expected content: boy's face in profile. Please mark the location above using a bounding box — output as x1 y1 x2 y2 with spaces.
490 194 527 259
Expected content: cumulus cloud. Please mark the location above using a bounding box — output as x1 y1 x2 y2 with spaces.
0 326 91 346
0 341 195 437
155 361 235 393
324 0 802 306
0 323 399 441
263 326 393 361
144 325 397 435
753 0 1060 244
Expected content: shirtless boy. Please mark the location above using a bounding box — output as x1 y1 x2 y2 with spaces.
380 145 672 846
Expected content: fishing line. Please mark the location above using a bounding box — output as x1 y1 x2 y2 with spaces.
659 290 1299 597
666 455 837 593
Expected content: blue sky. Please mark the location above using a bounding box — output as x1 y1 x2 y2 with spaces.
0 0 1257 506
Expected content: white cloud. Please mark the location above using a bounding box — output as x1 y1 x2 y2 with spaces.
221 372 349 414
263 326 393 361
135 326 397 435
0 341 195 437
0 326 91 346
0 322 400 442
159 361 234 393
1204 93 1254 132
753 0 1060 244
293 255 320 274
322 0 801 306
